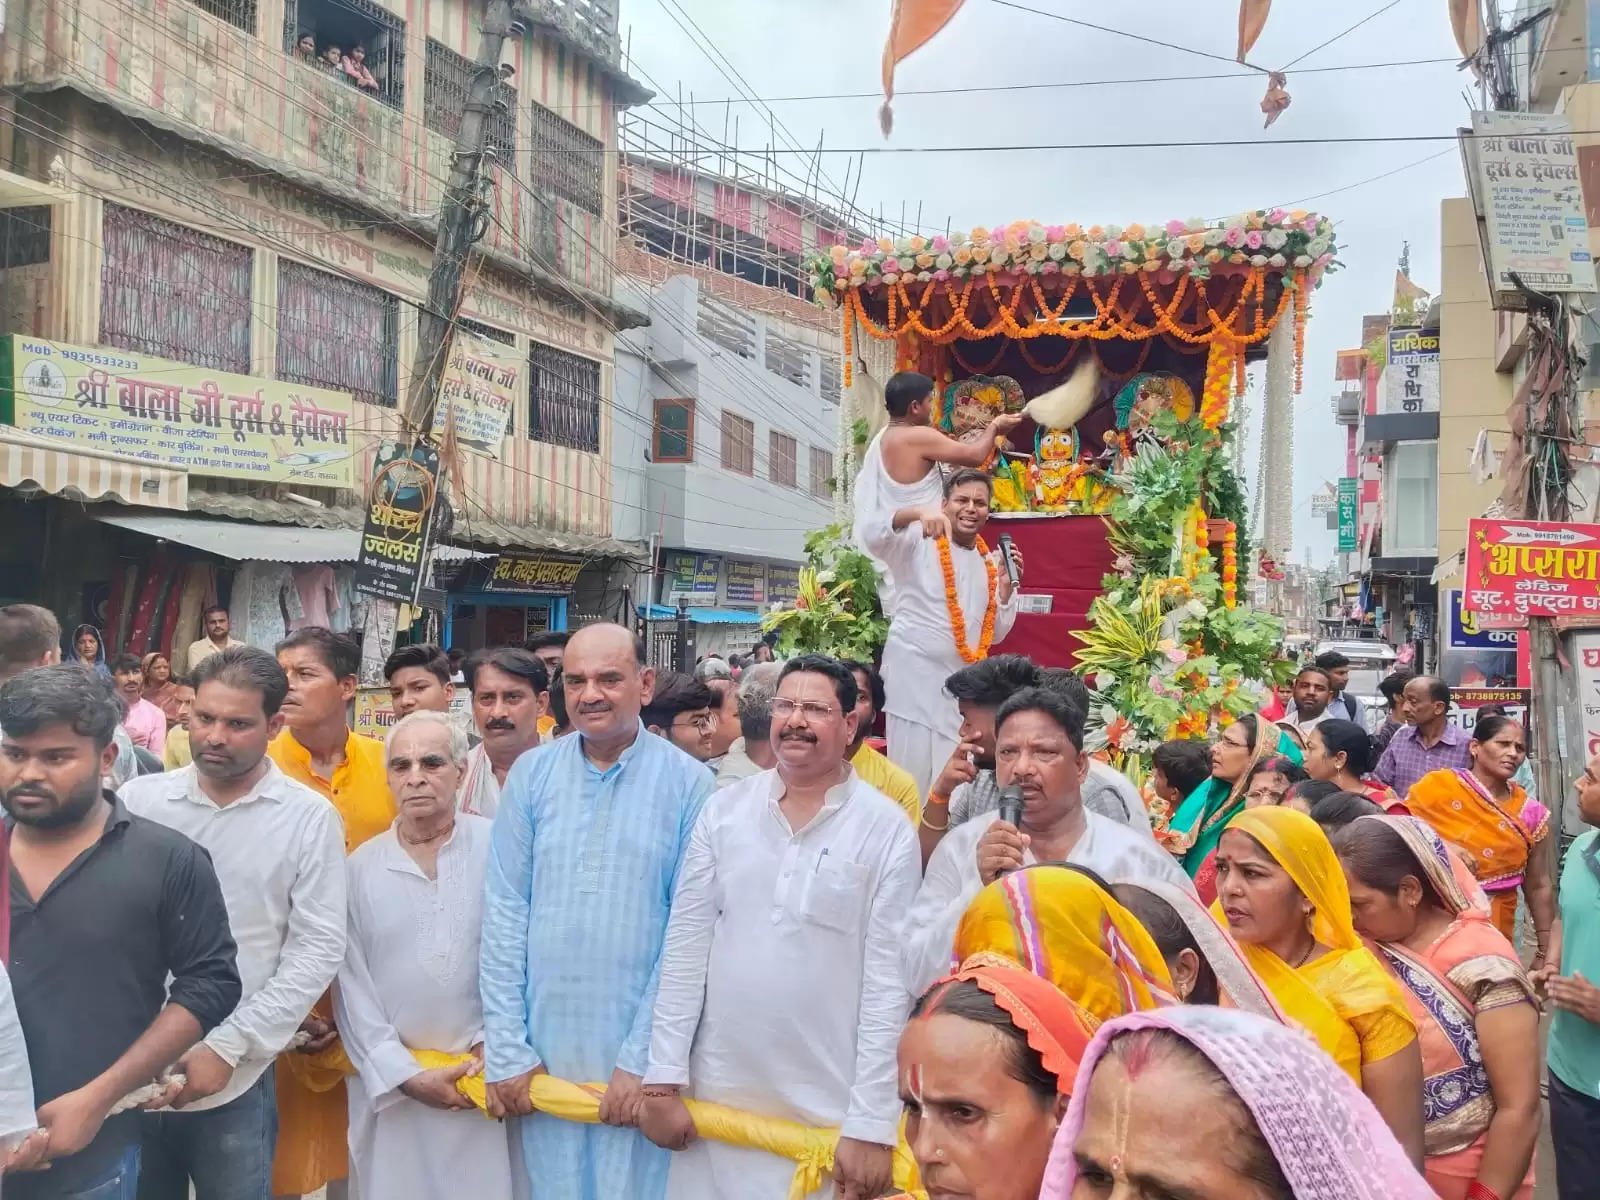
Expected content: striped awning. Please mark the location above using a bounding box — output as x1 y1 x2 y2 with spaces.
0 429 188 511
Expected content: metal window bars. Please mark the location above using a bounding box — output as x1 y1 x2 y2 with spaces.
424 39 516 161
187 0 257 34
769 431 796 487
529 103 604 215
99 203 252 375
282 0 407 110
527 341 601 453
275 259 400 408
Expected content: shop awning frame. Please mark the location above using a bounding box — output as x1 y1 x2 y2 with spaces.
637 603 764 625
93 511 495 566
1 428 187 511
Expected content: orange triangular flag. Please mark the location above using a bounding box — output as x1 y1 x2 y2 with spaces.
1237 0 1271 61
1449 0 1486 60
881 0 966 135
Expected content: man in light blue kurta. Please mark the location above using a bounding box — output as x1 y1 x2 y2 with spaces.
480 623 714 1200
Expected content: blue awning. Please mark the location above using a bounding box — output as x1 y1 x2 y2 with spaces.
637 604 763 625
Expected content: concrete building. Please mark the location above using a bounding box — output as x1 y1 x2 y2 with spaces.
611 152 859 660
0 0 650 655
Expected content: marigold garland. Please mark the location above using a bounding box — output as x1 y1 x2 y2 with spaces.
1222 521 1239 609
842 309 853 389
1293 275 1308 394
1200 339 1234 429
937 534 998 664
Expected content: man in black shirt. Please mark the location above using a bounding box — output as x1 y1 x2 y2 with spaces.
1 664 240 1198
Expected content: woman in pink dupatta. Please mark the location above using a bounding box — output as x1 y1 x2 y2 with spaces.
1039 1006 1435 1200
1336 815 1540 1200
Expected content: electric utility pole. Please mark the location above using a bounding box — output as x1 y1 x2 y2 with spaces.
401 0 520 435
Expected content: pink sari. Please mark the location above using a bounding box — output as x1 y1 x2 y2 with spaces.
1038 1006 1435 1200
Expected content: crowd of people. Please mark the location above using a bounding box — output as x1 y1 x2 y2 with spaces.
0 368 1594 1200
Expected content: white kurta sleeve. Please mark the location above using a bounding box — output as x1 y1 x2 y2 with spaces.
993 570 1020 642
205 806 348 1068
644 809 719 1088
861 510 924 568
0 964 35 1148
900 820 987 998
842 820 921 1146
333 876 423 1112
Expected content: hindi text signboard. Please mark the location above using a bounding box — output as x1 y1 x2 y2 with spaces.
354 441 441 604
1384 328 1440 414
1463 517 1600 619
1337 477 1358 553
1463 111 1594 306
485 551 583 596
1447 686 1530 734
0 336 355 487
768 565 801 604
437 330 519 456
724 560 767 605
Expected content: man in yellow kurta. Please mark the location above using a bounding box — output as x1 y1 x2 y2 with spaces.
268 627 394 1199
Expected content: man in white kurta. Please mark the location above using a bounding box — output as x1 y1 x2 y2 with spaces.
864 468 1020 800
334 711 514 1200
902 685 1194 996
639 657 921 1200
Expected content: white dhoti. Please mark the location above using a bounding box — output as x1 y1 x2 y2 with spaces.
887 712 961 803
851 430 944 615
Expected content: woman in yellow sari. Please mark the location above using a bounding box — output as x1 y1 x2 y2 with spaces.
953 864 1177 1021
1214 805 1425 1167
1403 713 1555 956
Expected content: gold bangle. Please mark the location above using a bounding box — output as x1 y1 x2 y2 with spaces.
920 809 950 832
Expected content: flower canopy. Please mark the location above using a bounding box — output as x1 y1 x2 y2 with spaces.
806 211 1337 300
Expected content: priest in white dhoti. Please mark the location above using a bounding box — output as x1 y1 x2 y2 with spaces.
902 685 1195 996
334 710 514 1200
638 656 922 1200
862 467 1020 800
851 371 1018 614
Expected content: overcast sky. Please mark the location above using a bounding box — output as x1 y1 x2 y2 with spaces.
618 0 1476 565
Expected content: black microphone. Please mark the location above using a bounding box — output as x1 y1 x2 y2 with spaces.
997 533 1021 590
997 783 1025 829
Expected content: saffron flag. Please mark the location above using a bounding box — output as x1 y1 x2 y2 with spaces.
881 0 966 135
1237 0 1271 61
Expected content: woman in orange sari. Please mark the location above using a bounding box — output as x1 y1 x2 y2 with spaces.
1404 713 1554 959
1336 815 1540 1200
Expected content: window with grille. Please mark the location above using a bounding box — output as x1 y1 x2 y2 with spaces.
188 0 256 33
721 412 755 475
769 431 797 488
0 206 50 269
819 357 841 405
282 0 406 109
528 342 601 453
276 260 399 407
809 446 833 499
530 103 604 215
424 39 517 162
100 204 252 374
652 398 693 463
458 317 515 345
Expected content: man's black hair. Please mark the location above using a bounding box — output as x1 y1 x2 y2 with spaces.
944 654 1040 708
1295 665 1332 685
777 654 858 714
1038 667 1090 711
1152 738 1212 798
1378 670 1415 704
1313 650 1349 672
1419 675 1452 707
384 643 452 687
995 686 1086 752
641 672 715 730
525 631 570 654
0 663 123 750
464 647 550 695
840 659 886 715
109 653 143 675
884 370 935 418
547 676 569 732
943 467 993 499
202 604 229 619
275 627 361 680
193 646 290 718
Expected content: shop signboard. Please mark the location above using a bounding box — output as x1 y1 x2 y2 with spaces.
436 330 519 456
1446 589 1523 649
1447 686 1530 734
354 440 441 604
1336 477 1358 552
1576 632 1600 760
768 564 801 604
664 552 720 605
0 335 356 487
485 551 583 596
1383 328 1440 414
1464 111 1594 303
724 560 767 604
1462 517 1600 618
